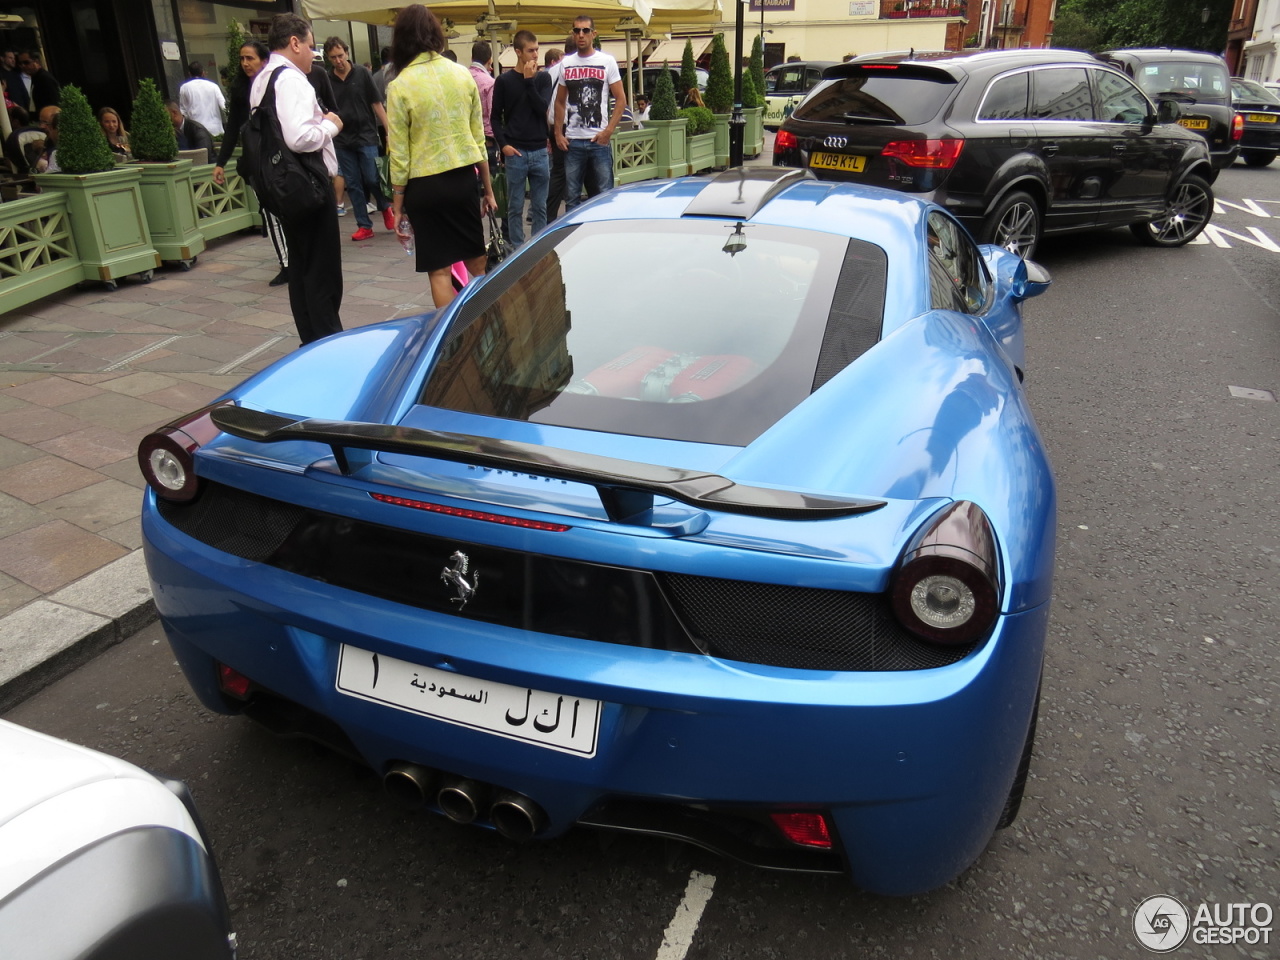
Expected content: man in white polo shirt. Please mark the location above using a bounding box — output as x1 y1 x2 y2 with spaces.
553 15 625 213
178 61 226 137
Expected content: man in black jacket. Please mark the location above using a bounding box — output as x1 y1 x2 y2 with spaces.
492 30 552 248
165 99 215 163
16 51 59 113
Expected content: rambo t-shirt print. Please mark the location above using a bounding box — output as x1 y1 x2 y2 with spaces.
560 49 621 139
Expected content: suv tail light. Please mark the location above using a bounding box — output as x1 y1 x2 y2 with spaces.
881 138 965 168
890 501 1000 646
137 401 230 502
774 129 798 152
1231 113 1244 141
770 812 833 848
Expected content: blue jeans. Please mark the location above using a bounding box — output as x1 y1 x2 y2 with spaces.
503 147 550 247
564 139 613 213
336 143 389 229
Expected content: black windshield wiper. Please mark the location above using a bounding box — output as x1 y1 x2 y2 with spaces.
840 113 899 124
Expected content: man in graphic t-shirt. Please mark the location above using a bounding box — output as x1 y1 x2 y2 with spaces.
553 15 625 213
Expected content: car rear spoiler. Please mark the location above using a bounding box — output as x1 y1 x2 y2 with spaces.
211 406 885 524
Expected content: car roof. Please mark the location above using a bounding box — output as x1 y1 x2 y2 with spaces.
824 47 1098 80
766 60 838 71
1100 48 1228 65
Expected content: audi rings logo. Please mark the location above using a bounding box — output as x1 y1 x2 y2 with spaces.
823 135 848 149
1134 896 1190 953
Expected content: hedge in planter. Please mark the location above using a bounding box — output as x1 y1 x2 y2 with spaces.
705 35 733 114
131 78 178 163
749 35 766 109
130 76 203 264
680 40 698 103
678 106 715 137
56 85 116 174
650 65 679 121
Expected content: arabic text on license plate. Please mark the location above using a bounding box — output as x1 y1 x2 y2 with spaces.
1179 117 1210 130
810 151 866 172
1246 112 1278 123
336 645 603 757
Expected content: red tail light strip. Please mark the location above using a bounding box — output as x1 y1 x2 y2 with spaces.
882 139 965 169
770 812 834 848
369 492 571 531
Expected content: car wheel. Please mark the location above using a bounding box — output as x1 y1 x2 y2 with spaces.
1129 174 1213 247
1242 149 1277 167
981 191 1041 259
997 685 1040 829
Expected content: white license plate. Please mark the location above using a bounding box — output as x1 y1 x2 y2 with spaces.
336 645 603 757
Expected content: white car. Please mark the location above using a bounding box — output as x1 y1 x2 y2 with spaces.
0 719 236 959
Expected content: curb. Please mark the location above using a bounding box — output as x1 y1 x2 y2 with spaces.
0 551 156 713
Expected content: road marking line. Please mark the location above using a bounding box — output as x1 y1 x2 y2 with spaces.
655 870 716 960
103 335 182 371
214 336 286 375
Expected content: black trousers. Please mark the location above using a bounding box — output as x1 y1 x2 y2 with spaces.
280 189 343 344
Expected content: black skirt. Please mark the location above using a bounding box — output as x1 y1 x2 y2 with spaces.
403 164 485 273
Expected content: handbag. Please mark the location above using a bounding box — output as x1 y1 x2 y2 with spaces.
490 164 509 218
241 67 329 226
486 209 511 270
376 152 391 199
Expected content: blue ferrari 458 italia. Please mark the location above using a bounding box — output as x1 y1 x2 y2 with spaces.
139 167 1055 895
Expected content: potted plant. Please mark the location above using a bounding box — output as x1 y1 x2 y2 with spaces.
740 70 764 158
680 39 699 105
680 105 717 173
131 77 205 267
32 83 160 289
704 34 734 167
646 66 689 176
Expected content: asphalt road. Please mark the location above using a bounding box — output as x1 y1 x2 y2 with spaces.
5 165 1278 959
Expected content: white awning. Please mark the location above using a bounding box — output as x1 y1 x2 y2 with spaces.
599 39 639 63
645 35 712 65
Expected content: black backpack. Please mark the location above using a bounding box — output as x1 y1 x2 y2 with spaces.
241 67 330 225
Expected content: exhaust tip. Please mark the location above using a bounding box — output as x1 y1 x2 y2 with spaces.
438 778 488 824
491 793 548 842
384 762 437 806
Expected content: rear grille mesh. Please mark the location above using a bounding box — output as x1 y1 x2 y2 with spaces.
158 481 975 672
659 573 974 671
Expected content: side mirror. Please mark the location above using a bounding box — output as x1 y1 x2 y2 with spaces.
1154 98 1182 124
1011 259 1052 302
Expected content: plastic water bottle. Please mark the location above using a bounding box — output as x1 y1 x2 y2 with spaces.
397 219 414 256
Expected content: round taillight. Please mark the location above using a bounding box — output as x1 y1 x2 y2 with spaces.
891 502 1000 646
137 402 229 502
148 446 188 493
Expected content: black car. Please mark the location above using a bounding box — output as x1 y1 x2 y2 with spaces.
773 49 1214 258
1098 48 1242 175
1230 77 1280 167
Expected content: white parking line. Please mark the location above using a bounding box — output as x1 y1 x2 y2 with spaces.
214 336 286 375
655 871 716 960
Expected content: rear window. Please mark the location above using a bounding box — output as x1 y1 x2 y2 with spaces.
792 68 957 125
1131 60 1229 103
420 221 885 446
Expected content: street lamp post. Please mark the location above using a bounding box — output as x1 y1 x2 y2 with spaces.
730 0 746 166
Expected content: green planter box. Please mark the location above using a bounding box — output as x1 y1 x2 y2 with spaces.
647 118 689 177
190 150 261 241
135 159 206 266
0 192 85 316
744 106 764 159
612 128 660 185
688 132 716 173
712 113 731 168
32 166 160 287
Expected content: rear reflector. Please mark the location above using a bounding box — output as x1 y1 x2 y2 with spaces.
217 663 253 700
1232 113 1244 141
774 129 798 151
370 492 571 531
882 138 965 168
770 812 833 848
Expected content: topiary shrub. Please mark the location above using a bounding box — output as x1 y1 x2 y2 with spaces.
680 39 698 102
678 105 715 136
223 18 246 87
749 34 766 108
130 77 178 162
650 63 679 121
52 84 117 174
740 69 759 111
705 34 733 114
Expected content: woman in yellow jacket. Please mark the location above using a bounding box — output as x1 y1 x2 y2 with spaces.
388 4 498 307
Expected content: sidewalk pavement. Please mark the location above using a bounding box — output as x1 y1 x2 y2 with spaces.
0 213 435 710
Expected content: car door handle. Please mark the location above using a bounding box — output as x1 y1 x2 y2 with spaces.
1042 143 1059 157
1112 144 1126 154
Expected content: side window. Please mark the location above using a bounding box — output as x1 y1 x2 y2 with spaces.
804 67 824 90
927 212 990 314
979 72 1031 120
764 70 779 93
1094 70 1150 124
1031 67 1093 121
776 67 804 94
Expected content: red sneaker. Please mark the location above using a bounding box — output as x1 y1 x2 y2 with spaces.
351 227 375 241
382 207 396 231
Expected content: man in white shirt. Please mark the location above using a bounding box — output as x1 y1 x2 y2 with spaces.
251 13 345 345
178 61 227 137
554 16 626 213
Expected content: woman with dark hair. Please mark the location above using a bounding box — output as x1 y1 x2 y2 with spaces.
213 39 288 287
387 3 497 308
96 106 130 160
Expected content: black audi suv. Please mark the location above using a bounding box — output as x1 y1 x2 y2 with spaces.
773 49 1214 258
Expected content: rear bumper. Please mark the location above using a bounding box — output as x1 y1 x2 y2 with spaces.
144 503 1047 895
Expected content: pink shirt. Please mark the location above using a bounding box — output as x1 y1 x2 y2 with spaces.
468 62 495 137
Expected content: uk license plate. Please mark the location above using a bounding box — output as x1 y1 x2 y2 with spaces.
1179 117 1210 130
810 151 866 172
1246 112 1278 123
336 645 603 757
